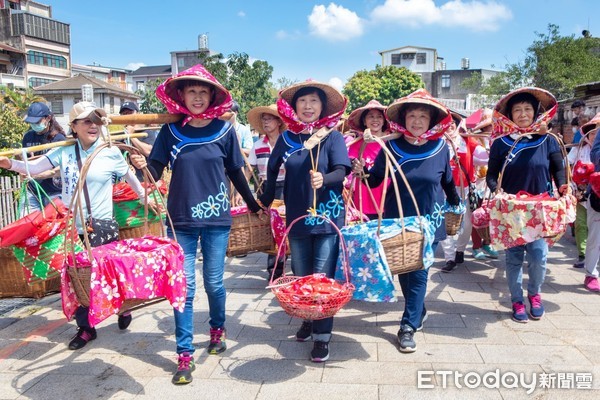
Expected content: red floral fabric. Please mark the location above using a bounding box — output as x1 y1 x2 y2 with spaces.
488 191 576 250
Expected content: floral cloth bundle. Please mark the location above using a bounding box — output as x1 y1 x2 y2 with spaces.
62 236 186 326
489 191 576 250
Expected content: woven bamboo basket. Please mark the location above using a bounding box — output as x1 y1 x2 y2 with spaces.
119 220 164 240
358 135 426 275
0 247 61 299
443 135 465 236
65 142 169 313
475 226 490 242
382 230 424 275
226 211 274 257
444 212 463 236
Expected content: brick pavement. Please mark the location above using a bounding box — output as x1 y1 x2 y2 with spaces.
0 233 599 399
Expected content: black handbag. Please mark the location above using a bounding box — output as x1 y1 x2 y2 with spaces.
75 145 120 247
457 160 483 212
590 190 600 212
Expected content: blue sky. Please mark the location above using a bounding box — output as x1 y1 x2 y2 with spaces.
49 0 599 90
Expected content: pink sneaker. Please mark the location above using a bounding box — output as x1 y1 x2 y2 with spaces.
584 276 600 292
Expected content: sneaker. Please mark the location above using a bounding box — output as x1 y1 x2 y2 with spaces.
117 312 132 330
172 352 195 385
584 276 600 292
416 309 428 332
296 320 313 342
473 248 486 260
441 260 457 273
511 301 529 323
482 244 499 259
68 327 97 350
397 325 416 353
310 341 330 362
207 327 227 354
454 251 465 264
573 256 585 269
527 294 544 320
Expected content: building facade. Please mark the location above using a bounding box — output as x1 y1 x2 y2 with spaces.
0 0 71 89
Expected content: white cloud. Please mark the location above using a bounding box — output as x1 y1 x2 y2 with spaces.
126 62 146 71
328 77 344 92
238 11 246 17
275 29 302 40
370 0 512 31
308 3 364 41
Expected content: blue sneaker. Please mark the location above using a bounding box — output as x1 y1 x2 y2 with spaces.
512 301 529 323
473 248 486 260
482 244 499 259
528 294 544 320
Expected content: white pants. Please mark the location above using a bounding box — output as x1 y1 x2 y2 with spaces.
584 199 600 278
441 203 473 261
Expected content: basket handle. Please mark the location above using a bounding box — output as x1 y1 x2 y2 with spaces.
364 135 425 238
496 132 571 196
267 214 351 287
64 141 176 263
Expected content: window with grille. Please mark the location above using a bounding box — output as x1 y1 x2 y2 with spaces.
391 54 401 65
441 75 451 88
416 53 426 64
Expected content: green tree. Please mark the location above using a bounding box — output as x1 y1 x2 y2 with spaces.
1 86 45 115
342 65 424 113
0 102 28 154
468 24 600 100
224 52 275 124
525 24 600 100
197 51 228 84
136 78 166 114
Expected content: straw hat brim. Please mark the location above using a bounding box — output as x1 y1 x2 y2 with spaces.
494 87 557 117
280 81 346 118
386 97 449 126
164 75 230 109
247 105 286 135
581 112 600 135
348 101 386 131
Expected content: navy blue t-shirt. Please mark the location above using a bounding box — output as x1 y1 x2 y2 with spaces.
149 119 244 227
22 129 66 195
489 134 561 195
268 130 351 236
370 136 454 242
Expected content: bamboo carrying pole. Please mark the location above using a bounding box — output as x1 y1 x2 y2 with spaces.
0 111 235 158
0 132 149 157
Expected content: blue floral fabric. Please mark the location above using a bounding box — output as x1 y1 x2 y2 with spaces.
335 216 435 302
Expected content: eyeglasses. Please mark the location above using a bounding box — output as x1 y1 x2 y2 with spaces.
261 116 277 122
75 119 96 126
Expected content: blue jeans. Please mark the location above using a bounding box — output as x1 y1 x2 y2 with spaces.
398 242 437 330
288 234 339 342
504 238 547 303
169 225 230 355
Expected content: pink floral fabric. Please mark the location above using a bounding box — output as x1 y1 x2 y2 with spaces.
491 105 557 140
62 236 186 327
387 89 453 141
489 191 576 250
269 205 287 257
155 64 233 127
276 93 347 134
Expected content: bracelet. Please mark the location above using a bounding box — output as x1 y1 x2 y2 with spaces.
256 198 267 210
